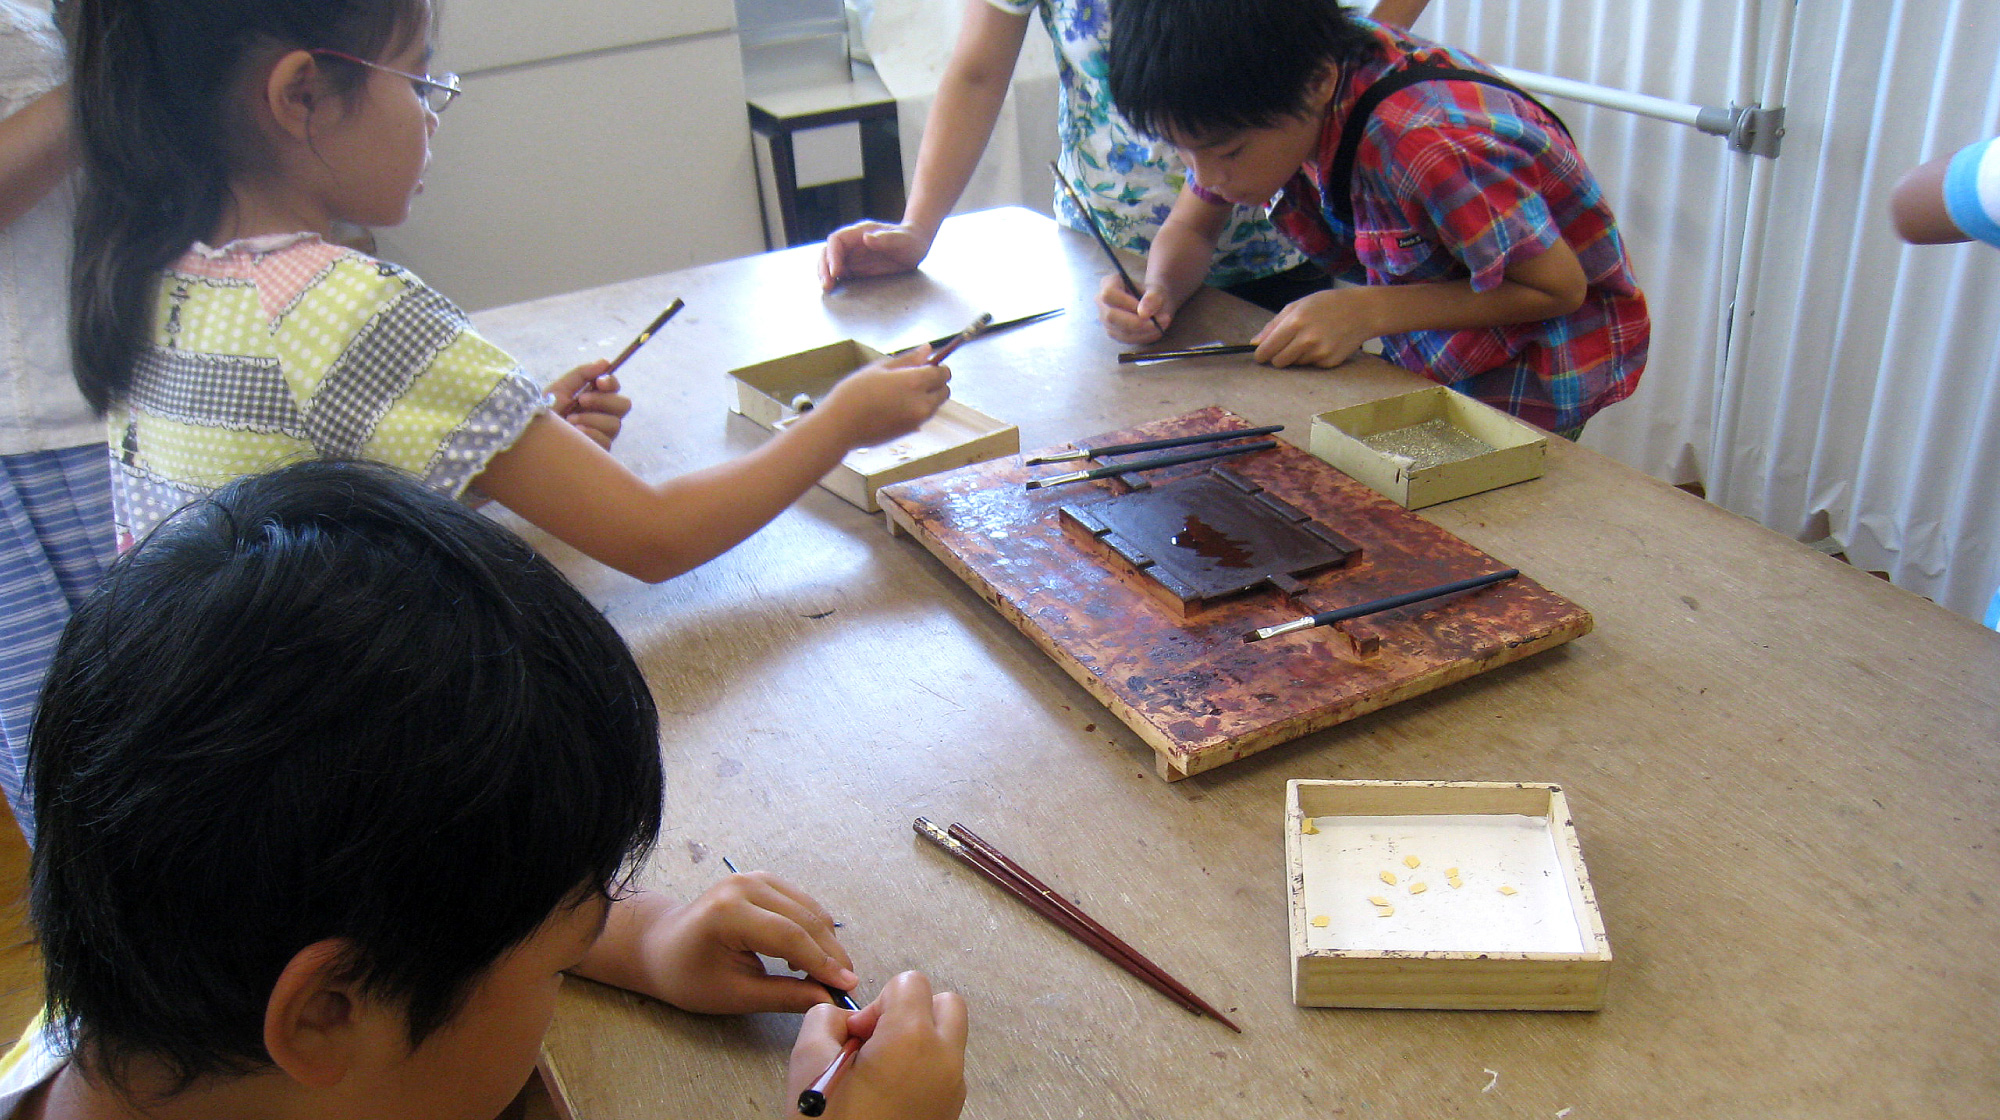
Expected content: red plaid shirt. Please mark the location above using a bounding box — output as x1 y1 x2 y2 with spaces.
1244 21 1649 431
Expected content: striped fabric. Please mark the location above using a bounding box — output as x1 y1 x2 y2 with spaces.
0 445 116 842
1263 19 1649 433
109 234 545 546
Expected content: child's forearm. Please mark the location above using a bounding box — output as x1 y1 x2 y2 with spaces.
0 86 74 229
571 890 675 995
900 3 1033 240
1343 274 1584 338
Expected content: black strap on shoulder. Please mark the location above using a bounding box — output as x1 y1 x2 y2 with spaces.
1327 63 1572 227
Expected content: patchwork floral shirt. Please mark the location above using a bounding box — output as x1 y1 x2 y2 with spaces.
987 0 1304 285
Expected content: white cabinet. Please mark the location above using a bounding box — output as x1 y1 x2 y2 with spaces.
378 1 763 311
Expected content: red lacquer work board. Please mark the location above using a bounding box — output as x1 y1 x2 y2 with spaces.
879 407 1592 780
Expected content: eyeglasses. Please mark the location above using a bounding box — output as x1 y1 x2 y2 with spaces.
308 49 462 114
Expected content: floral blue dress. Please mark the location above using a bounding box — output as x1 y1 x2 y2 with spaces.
988 0 1303 285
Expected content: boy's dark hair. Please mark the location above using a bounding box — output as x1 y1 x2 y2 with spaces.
1107 0 1377 141
29 461 663 1090
63 0 431 413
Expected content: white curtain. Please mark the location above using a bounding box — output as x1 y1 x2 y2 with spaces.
1428 0 2000 621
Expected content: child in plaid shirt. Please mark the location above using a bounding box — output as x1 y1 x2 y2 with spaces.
1102 0 1648 436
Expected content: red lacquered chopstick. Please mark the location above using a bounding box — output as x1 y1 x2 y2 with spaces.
913 818 1238 1031
946 823 1240 1032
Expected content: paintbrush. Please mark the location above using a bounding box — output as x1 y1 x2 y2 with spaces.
1118 343 1259 364
549 297 685 415
1050 162 1164 336
720 856 860 1012
1025 439 1277 490
797 1037 861 1116
927 312 994 362
1242 569 1521 643
1025 425 1284 465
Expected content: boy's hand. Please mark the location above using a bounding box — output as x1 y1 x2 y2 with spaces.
821 221 933 290
547 360 632 450
1096 273 1171 345
577 877 859 1015
787 971 969 1120
1253 288 1375 368
812 350 952 449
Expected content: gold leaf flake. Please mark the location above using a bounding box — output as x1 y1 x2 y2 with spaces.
1311 914 1330 928
1409 882 1428 895
1499 885 1518 896
1403 855 1421 869
1301 818 1318 835
1368 896 1390 908
1376 906 1394 918
1380 870 1397 886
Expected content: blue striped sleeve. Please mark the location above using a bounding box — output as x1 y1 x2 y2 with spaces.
1943 137 2000 248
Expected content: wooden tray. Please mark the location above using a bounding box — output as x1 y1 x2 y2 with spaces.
730 340 1019 513
1287 779 1611 1010
878 407 1592 780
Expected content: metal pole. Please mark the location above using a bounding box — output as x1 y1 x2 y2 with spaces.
1492 65 1737 137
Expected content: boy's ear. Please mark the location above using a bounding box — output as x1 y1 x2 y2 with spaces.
1306 62 1343 112
264 938 386 1090
263 49 331 141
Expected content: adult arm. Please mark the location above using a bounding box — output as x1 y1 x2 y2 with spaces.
820 1 1032 287
1367 0 1433 28
1890 155 1967 244
0 84 72 228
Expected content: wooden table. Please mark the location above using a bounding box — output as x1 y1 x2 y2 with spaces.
472 207 2000 1119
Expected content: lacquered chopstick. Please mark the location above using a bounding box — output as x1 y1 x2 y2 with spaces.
1118 343 1258 364
1242 569 1521 643
1024 425 1284 465
1050 162 1162 336
923 308 1063 351
913 819 1215 1023
1024 439 1277 490
947 824 1240 1031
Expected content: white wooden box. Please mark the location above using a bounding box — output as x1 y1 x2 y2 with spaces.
1286 779 1610 1010
1309 386 1547 509
729 340 1019 513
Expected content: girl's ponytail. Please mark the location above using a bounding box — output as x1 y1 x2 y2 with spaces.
63 0 428 414
66 0 234 413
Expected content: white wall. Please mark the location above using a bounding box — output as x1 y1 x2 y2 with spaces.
378 0 766 311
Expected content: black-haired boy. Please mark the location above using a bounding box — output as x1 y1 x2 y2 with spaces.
1102 0 1648 437
1 461 967 1120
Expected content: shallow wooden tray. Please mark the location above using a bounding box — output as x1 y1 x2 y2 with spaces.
1287 779 1611 1010
1310 386 1547 509
730 340 1019 512
879 407 1592 779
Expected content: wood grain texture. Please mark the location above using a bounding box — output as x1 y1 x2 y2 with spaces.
470 208 2000 1120
882 406 1590 778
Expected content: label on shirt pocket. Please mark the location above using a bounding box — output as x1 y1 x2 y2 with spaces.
1355 227 1441 279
